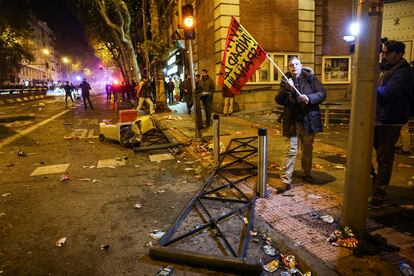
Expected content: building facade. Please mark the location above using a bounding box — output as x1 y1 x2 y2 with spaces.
18 19 61 87
188 0 413 112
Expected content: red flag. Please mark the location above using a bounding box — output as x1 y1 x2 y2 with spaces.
218 17 267 95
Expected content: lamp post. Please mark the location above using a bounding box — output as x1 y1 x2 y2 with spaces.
182 4 202 140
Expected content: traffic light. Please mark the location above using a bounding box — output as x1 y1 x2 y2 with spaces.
182 4 195 40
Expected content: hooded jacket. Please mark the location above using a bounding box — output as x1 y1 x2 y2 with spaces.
275 68 326 137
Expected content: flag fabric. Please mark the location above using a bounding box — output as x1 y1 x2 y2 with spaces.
218 17 267 95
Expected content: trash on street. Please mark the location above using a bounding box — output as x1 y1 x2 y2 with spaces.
55 237 66 247
156 265 174 276
149 230 165 240
100 244 111 251
263 259 279 273
263 245 278 257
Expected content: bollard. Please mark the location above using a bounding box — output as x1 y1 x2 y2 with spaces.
213 114 220 167
257 128 267 198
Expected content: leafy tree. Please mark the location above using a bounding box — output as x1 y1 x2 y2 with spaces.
0 0 35 85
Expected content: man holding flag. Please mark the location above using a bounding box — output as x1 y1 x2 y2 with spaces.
275 57 326 192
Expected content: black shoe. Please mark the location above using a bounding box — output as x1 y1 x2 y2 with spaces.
368 197 389 209
302 175 314 183
276 183 291 193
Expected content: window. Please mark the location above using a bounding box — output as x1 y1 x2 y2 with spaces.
248 53 299 84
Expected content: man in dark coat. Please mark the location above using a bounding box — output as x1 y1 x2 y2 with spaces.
275 56 326 192
136 76 155 115
79 78 93 110
182 74 193 114
369 40 414 208
198 69 215 127
63 81 74 108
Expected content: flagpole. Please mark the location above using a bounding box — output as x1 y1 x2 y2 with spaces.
266 55 302 96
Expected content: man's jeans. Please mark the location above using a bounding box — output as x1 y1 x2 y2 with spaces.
281 122 315 185
372 125 401 198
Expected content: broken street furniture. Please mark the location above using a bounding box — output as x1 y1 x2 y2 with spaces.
150 136 262 274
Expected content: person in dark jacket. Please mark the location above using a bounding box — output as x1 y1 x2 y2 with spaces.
63 81 74 108
136 76 155 115
79 78 93 110
198 69 216 127
182 74 193 115
369 40 414 208
275 56 326 192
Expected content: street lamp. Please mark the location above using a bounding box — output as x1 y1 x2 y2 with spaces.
42 48 50 56
62 57 70 64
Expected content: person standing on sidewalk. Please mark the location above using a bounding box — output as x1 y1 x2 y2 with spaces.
182 74 193 114
64 81 74 108
369 41 414 208
79 78 93 110
275 56 326 192
198 69 215 127
222 85 234 116
136 76 155 115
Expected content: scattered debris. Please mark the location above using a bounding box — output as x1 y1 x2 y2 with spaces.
17 150 27 157
0 212 5 217
60 174 70 182
156 265 174 276
282 255 297 269
1 193 11 197
184 167 195 171
134 204 142 209
157 189 166 193
313 164 324 169
400 204 414 210
320 214 334 224
249 230 258 237
263 245 278 257
4 164 14 167
243 217 248 224
327 227 359 248
149 230 165 240
263 259 279 273
145 183 153 186
92 179 100 183
194 175 203 179
30 163 70 176
100 244 111 251
134 164 140 168
55 237 66 247
293 241 304 247
306 194 323 200
77 178 91 181
398 163 412 169
144 241 153 247
164 114 182 120
115 156 128 161
270 163 282 170
333 164 346 169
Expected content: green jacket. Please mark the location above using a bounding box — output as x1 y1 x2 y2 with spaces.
198 75 215 94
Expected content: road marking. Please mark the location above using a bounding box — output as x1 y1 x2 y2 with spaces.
97 159 126 168
31 163 70 176
0 109 70 149
65 128 98 139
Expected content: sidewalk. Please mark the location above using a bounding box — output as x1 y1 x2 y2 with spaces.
157 102 414 275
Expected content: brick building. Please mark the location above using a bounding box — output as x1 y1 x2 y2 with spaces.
185 0 413 113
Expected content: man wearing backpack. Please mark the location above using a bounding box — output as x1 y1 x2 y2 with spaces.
369 40 414 208
275 56 326 192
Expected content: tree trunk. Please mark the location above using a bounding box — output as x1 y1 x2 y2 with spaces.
149 0 169 112
97 0 141 82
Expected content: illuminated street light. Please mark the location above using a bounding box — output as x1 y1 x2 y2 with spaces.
343 35 356 42
62 57 70 64
349 22 360 36
184 16 194 28
42 48 50 55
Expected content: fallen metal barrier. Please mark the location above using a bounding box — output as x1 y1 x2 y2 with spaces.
150 135 261 274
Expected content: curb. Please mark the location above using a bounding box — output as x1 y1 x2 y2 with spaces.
0 94 47 106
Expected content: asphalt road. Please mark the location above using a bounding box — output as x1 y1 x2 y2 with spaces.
0 94 225 275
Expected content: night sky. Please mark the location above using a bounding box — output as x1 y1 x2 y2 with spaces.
30 0 99 68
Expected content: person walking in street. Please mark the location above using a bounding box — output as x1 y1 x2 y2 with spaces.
182 74 193 115
79 78 93 110
136 75 155 115
275 56 326 192
369 40 414 208
64 81 74 108
222 85 234 116
198 69 215 127
167 78 175 104
105 83 112 102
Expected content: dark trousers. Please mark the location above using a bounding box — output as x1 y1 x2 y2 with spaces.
82 95 93 110
200 94 213 126
106 92 111 101
65 93 74 105
372 125 401 198
185 93 193 114
167 90 174 103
